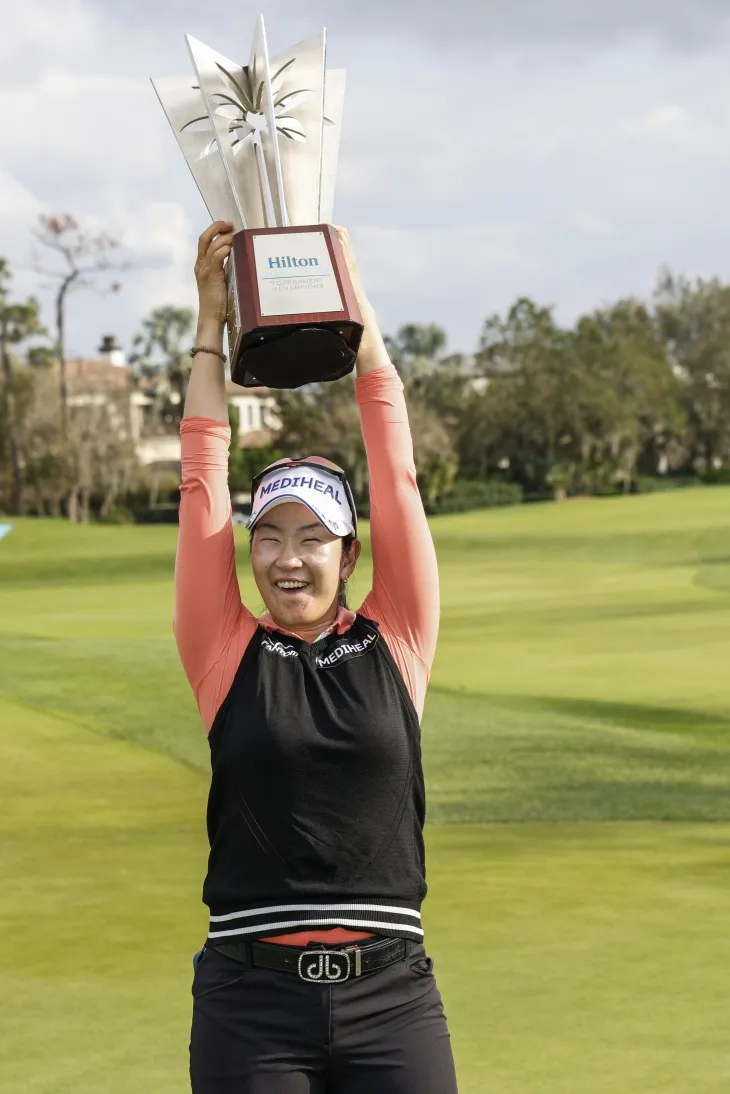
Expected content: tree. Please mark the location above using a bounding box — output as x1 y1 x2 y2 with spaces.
13 369 71 517
275 376 458 512
407 358 472 447
570 299 684 491
65 391 139 523
34 214 124 430
467 295 684 497
472 298 574 492
276 381 369 507
384 322 448 375
0 258 47 513
654 271 730 470
227 402 283 495
405 397 458 505
129 305 195 427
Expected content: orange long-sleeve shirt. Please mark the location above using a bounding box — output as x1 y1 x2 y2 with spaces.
174 364 439 945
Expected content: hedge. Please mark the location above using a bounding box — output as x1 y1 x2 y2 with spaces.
427 478 523 515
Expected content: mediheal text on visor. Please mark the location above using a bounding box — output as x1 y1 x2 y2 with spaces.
259 476 344 506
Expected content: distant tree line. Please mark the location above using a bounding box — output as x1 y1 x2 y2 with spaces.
2 211 730 520
275 272 730 512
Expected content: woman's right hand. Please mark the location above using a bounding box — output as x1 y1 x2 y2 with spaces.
194 221 234 329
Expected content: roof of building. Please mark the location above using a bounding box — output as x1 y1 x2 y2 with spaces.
62 357 276 400
240 427 277 450
65 358 133 392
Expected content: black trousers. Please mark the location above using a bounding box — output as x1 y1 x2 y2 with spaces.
190 940 459 1093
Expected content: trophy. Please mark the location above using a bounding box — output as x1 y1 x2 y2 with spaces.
152 16 363 389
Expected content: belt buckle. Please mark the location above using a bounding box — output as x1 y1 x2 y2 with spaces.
298 948 351 983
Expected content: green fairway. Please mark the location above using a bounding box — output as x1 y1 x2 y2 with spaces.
2 489 730 1092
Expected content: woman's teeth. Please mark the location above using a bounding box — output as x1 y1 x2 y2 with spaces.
276 581 309 589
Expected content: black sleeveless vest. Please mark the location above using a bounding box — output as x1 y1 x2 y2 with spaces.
203 614 427 943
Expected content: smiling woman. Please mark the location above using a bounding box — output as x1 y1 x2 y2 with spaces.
247 455 360 625
249 508 359 619
173 220 457 1093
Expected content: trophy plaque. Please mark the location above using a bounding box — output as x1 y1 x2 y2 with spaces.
152 16 363 389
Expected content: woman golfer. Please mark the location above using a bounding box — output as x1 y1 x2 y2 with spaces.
176 220 458 1093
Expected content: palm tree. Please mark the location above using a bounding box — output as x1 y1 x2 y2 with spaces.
129 306 194 428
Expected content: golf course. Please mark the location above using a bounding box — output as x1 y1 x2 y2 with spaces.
2 487 730 1093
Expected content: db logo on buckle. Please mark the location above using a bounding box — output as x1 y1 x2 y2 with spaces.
298 950 351 983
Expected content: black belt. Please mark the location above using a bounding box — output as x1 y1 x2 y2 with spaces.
207 936 416 984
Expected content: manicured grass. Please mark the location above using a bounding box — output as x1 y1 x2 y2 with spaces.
431 822 730 1094
2 696 730 1094
2 489 730 1092
431 489 730 717
2 489 730 814
0 696 206 1094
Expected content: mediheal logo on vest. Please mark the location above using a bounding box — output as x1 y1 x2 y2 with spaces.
316 631 379 669
260 631 378 668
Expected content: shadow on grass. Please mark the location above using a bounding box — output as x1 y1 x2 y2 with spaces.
0 553 176 588
0 633 208 772
431 687 730 737
440 597 730 636
422 688 730 824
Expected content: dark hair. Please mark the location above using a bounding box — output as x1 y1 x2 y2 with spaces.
339 533 356 609
248 528 357 610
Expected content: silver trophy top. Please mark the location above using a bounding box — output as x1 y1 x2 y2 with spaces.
151 15 345 232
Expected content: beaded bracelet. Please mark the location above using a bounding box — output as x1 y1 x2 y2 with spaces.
190 345 228 364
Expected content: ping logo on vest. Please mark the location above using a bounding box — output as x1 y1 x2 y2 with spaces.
315 630 379 669
261 636 298 659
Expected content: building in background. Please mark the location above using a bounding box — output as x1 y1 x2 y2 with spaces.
98 334 126 367
65 334 280 472
66 337 135 441
226 381 280 450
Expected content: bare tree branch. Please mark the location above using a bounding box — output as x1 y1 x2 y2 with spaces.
33 213 128 433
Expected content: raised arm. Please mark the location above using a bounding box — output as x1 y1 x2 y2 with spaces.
184 220 233 423
336 229 440 675
174 222 255 721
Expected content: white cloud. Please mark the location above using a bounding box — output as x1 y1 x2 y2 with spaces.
572 211 615 237
351 222 538 348
613 102 730 162
356 223 535 290
111 199 198 323
96 0 730 52
0 71 169 180
642 105 694 130
0 168 46 225
0 0 100 65
0 169 197 354
0 169 48 298
1 2 730 361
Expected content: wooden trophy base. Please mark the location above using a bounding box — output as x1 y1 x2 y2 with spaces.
226 224 364 389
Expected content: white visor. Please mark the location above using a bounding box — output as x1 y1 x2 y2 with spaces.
248 465 355 537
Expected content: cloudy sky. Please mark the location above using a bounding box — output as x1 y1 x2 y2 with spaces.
1 0 730 359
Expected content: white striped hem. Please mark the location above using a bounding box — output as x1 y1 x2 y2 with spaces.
208 917 425 939
209 902 422 924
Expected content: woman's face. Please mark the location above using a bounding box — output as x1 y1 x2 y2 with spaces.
251 501 360 630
